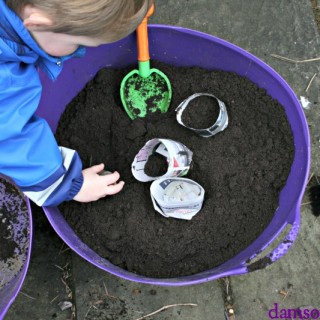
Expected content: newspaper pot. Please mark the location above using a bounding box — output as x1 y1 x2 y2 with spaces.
38 25 310 286
0 177 32 319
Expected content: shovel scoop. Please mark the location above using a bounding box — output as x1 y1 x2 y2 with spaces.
120 3 172 120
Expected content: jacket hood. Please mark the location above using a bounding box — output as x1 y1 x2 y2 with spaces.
0 0 85 80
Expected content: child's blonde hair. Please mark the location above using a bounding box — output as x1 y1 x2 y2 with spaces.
6 0 152 43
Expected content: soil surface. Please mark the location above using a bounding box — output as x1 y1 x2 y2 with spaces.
56 61 294 278
0 177 29 289
182 95 220 129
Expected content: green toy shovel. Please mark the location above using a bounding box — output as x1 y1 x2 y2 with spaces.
120 3 172 120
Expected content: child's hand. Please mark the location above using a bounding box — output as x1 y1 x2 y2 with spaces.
73 164 125 203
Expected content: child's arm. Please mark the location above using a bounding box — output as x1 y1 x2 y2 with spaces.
0 62 122 206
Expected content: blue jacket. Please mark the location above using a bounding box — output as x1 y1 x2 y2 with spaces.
0 0 85 206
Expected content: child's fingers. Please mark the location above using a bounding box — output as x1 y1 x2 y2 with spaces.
91 163 105 173
105 181 125 195
101 171 120 184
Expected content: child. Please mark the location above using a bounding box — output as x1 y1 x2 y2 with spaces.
0 0 152 206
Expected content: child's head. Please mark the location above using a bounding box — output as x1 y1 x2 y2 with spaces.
6 0 153 43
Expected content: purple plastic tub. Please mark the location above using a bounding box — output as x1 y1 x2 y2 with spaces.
39 25 310 286
0 177 32 319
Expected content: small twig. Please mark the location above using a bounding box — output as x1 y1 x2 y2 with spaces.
84 304 98 319
223 277 230 295
306 73 317 93
84 305 94 319
308 172 314 185
102 281 108 294
61 277 68 288
58 243 65 255
71 304 77 320
20 291 36 300
54 264 64 271
270 54 320 63
279 289 289 301
135 303 197 320
50 295 59 304
59 246 71 254
58 243 71 255
61 277 72 298
102 281 118 299
301 201 312 206
61 247 70 254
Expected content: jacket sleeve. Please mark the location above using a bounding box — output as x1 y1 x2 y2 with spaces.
0 61 83 207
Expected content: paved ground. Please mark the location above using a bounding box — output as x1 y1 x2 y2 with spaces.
4 0 320 319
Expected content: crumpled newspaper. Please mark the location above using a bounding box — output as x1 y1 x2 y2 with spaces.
175 93 229 138
132 138 193 182
150 177 205 220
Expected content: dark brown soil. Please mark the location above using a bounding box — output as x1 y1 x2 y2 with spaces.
56 61 294 278
0 177 30 288
0 178 27 261
182 95 220 129
0 219 16 261
144 152 168 177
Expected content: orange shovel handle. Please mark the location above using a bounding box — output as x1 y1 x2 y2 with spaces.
137 3 154 62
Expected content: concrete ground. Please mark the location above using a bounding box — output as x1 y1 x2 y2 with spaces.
5 0 320 319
